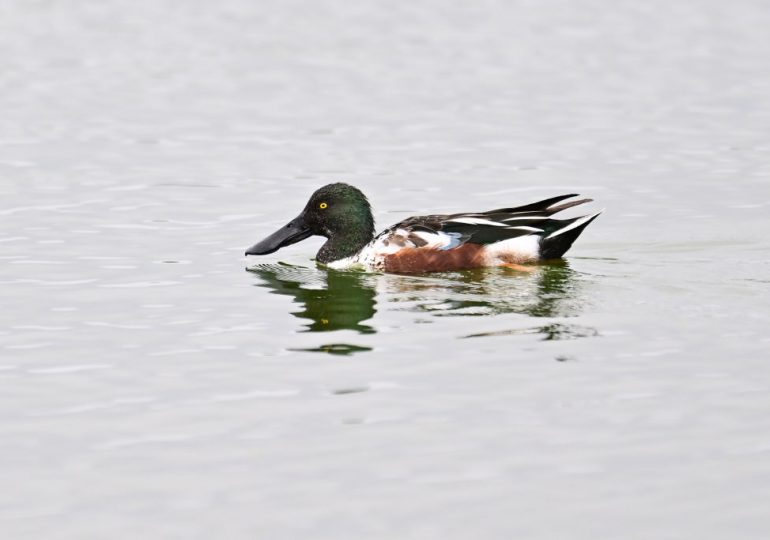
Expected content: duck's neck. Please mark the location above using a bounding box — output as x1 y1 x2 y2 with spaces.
317 229 373 264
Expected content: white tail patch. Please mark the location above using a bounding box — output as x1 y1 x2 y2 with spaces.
486 235 541 263
545 211 603 240
448 217 507 227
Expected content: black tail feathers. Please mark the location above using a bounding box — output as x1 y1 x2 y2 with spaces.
539 213 601 260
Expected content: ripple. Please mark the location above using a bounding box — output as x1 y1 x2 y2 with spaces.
95 433 199 450
105 184 148 192
289 343 373 355
28 363 111 374
12 325 71 331
5 343 53 350
191 324 263 336
0 199 106 216
148 348 202 356
100 224 160 230
331 386 369 395
463 323 599 341
9 259 68 265
204 389 300 402
77 256 130 261
31 396 158 417
84 321 150 330
99 280 181 288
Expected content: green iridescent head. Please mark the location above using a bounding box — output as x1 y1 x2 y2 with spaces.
245 183 375 264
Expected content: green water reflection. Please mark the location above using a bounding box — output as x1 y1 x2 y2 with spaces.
249 263 377 334
249 261 592 350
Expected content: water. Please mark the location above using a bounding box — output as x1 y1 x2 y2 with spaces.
2 1 770 538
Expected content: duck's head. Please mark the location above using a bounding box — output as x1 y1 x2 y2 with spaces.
245 183 375 263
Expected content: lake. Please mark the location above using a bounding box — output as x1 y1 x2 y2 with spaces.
1 1 769 538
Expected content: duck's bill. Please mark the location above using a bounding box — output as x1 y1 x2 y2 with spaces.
245 215 312 256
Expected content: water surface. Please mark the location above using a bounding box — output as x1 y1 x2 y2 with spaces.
1 1 770 538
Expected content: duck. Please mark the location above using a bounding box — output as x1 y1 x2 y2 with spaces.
245 183 601 274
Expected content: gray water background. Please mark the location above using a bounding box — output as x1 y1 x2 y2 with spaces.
1 1 770 538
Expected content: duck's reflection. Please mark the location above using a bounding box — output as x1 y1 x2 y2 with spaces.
249 261 589 340
249 263 377 334
383 260 584 320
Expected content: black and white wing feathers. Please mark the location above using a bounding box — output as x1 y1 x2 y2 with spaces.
376 194 595 247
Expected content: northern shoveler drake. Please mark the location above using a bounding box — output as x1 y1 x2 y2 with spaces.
245 183 601 274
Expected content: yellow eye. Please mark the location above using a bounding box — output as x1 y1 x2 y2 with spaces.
319 202 328 209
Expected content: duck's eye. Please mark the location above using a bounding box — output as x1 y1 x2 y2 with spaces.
319 202 328 209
